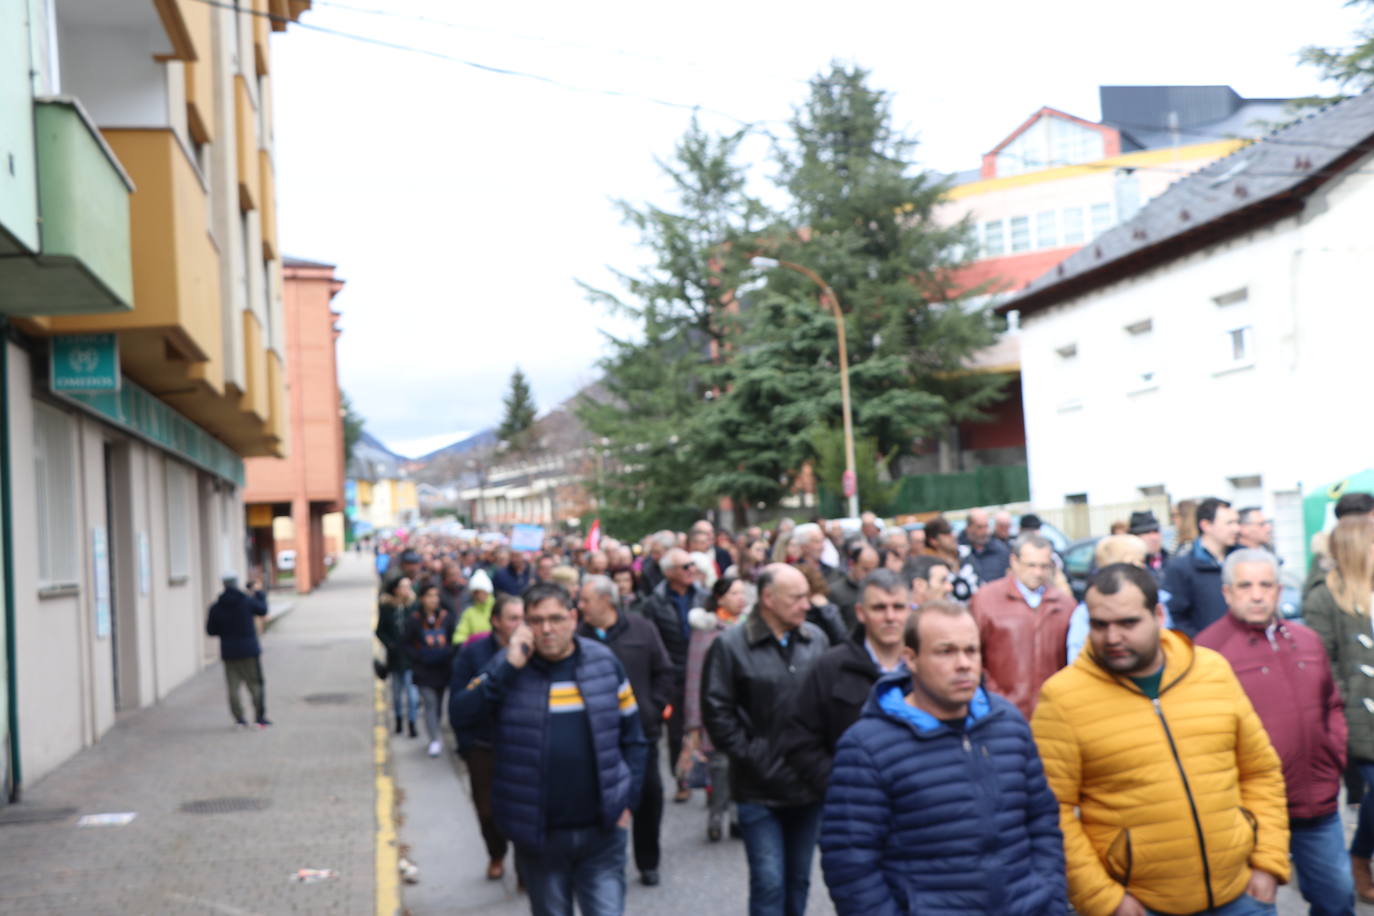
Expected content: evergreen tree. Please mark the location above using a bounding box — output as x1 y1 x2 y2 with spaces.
340 390 364 464
700 63 1007 498
1299 1 1374 104
578 119 767 536
497 367 537 450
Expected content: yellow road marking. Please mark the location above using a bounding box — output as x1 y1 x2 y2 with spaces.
374 675 400 916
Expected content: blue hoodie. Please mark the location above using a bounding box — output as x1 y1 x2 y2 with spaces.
820 675 1067 916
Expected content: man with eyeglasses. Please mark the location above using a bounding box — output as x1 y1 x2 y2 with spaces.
639 546 705 803
451 582 648 916
968 534 1075 720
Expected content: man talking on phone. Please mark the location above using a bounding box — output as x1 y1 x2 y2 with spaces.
451 582 648 916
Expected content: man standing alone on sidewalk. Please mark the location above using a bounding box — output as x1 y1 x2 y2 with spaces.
577 574 674 887
205 571 270 728
451 582 648 916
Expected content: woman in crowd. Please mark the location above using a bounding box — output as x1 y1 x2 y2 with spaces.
375 576 418 738
404 581 457 758
453 569 494 644
800 564 849 645
680 575 748 842
1304 514 1374 903
609 565 639 615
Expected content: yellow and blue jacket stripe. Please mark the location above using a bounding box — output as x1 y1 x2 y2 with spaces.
548 679 638 716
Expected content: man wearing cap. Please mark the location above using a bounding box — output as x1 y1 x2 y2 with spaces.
206 570 272 728
1128 511 1168 585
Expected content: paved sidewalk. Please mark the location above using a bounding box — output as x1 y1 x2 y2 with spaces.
0 554 383 915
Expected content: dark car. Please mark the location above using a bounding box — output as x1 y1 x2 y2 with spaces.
1063 535 1302 620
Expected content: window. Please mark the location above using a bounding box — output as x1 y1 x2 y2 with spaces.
1224 325 1253 364
34 404 78 587
1214 287 1254 371
1055 343 1082 412
1010 216 1031 252
1125 318 1157 391
1090 203 1114 237
166 460 192 581
1062 207 1085 245
1035 211 1058 249
982 220 1005 257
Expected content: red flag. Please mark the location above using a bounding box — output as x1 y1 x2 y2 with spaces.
584 519 601 552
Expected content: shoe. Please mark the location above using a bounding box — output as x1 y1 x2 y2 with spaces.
640 870 660 887
1354 856 1374 904
673 786 691 803
234 719 249 729
486 859 504 881
254 718 272 729
707 813 722 842
427 739 442 757
729 820 741 839
394 715 403 735
408 720 418 738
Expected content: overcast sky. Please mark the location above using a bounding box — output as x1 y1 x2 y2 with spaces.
269 0 1362 458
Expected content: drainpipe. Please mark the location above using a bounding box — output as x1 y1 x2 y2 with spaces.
1 319 20 802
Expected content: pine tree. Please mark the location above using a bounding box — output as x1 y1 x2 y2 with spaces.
578 119 766 536
701 63 1006 493
497 367 537 450
1299 2 1374 104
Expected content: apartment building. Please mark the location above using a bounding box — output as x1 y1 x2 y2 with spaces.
0 0 309 797
243 257 346 594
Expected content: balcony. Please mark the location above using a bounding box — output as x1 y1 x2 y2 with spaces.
48 127 220 388
0 99 133 316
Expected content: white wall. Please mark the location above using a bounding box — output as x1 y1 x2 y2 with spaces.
57 22 168 127
1018 150 1374 553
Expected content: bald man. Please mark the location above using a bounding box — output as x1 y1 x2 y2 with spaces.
703 564 831 915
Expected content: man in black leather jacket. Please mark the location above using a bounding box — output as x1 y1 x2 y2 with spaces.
702 563 830 916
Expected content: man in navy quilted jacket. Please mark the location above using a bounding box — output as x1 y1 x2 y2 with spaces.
819 599 1067 916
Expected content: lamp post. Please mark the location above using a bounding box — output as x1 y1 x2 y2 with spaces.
750 257 859 518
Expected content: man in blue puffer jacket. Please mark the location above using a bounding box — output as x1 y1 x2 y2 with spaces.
451 582 648 916
819 598 1067 916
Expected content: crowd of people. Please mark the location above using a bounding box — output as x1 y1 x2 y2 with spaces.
361 495 1371 916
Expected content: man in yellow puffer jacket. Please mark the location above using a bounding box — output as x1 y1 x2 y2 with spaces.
1031 563 1289 916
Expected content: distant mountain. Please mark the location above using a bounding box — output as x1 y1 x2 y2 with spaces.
416 428 497 462
359 430 405 460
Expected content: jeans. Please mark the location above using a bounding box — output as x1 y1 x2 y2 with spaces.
223 656 265 723
633 740 664 872
1292 811 1356 916
418 685 445 742
736 802 822 916
1145 891 1276 916
515 825 627 916
389 668 418 724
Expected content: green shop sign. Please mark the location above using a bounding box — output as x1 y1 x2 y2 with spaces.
50 334 120 392
53 376 245 487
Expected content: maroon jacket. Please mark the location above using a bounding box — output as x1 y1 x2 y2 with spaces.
1196 613 1347 819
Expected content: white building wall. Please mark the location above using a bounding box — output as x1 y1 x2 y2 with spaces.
1018 150 1374 559
6 341 244 784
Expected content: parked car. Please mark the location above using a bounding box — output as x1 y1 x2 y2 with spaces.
903 516 1072 556
1062 536 1302 621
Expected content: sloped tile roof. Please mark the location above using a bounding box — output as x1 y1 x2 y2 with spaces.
1002 89 1374 317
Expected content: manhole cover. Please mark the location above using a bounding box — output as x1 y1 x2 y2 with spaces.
303 692 358 705
178 797 270 815
0 806 77 826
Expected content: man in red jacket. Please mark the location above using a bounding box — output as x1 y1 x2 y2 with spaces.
1197 548 1353 915
969 534 1076 719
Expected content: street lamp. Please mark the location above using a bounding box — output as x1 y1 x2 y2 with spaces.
750 256 859 518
